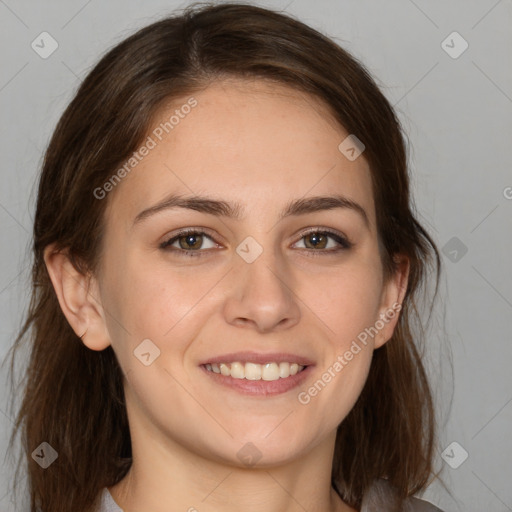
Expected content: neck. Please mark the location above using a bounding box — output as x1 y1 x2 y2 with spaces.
108 403 355 512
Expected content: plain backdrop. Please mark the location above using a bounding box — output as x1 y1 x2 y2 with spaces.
0 1 511 511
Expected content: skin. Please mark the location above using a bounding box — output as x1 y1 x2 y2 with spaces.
44 78 409 512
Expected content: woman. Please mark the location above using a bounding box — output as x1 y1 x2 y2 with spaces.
8 3 445 511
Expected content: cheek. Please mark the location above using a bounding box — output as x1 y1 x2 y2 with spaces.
297 255 383 424
104 250 199 334
300 259 383 348
104 253 226 371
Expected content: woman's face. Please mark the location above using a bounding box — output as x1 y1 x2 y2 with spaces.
88 78 406 466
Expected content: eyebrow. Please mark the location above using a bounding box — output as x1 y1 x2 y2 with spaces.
132 193 370 230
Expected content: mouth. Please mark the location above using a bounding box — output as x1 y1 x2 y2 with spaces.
199 352 314 396
204 361 307 380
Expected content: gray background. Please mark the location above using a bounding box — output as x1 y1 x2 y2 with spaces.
0 0 511 511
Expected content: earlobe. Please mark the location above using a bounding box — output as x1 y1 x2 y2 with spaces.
43 244 112 351
374 255 410 349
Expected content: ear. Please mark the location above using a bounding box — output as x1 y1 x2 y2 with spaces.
43 243 112 351
374 254 410 349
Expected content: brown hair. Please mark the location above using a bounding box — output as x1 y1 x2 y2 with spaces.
6 2 443 511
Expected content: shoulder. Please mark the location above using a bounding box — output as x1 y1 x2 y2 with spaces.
360 478 445 512
95 488 124 512
404 495 444 512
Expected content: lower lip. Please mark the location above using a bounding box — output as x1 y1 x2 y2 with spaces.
200 364 313 396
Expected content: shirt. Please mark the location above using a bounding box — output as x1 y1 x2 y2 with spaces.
96 478 444 511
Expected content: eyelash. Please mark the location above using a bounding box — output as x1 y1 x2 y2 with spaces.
159 227 353 258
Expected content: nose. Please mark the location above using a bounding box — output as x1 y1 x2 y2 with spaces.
222 245 301 333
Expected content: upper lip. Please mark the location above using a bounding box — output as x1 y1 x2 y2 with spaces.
199 351 315 366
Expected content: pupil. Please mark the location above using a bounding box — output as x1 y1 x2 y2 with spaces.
308 232 325 248
182 234 201 249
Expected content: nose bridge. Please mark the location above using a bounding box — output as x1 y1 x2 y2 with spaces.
237 232 287 296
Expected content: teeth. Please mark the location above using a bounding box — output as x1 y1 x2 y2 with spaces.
262 362 279 381
279 362 290 378
245 362 262 380
205 361 306 380
230 362 244 379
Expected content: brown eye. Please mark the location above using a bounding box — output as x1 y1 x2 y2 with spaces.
303 232 329 249
294 229 353 253
177 233 204 250
160 229 217 257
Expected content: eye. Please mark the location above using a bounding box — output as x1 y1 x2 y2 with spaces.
160 229 218 257
292 228 353 255
160 227 353 258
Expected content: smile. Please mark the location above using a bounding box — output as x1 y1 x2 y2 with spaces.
200 362 312 397
204 361 306 381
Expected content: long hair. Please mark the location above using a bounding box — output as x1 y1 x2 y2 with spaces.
6 3 442 511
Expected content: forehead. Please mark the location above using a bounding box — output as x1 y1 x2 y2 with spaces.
105 78 375 229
